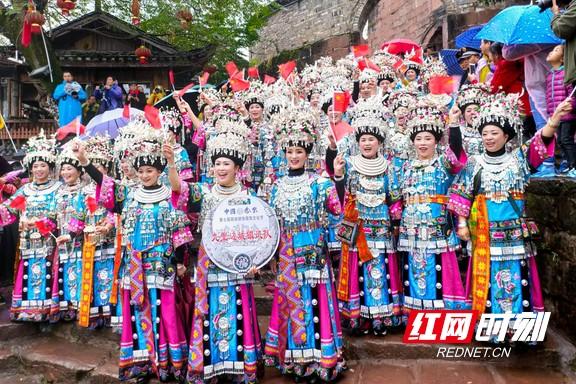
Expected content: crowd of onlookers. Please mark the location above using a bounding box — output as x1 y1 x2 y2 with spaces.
52 72 166 126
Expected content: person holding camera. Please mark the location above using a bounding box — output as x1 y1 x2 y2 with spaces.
147 85 165 106
52 71 87 126
126 83 146 110
551 0 576 84
93 76 123 114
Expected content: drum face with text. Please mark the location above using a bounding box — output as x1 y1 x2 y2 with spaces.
202 196 280 274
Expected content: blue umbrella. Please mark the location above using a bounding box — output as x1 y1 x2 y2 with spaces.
455 25 483 50
85 108 145 138
440 49 465 76
475 5 563 45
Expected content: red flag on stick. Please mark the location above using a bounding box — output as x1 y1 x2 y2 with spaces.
199 71 210 86
247 67 260 79
225 61 240 78
144 105 162 129
168 69 175 90
56 117 85 140
429 76 456 95
178 82 196 97
230 78 251 92
351 44 370 58
86 196 98 214
123 104 130 119
35 220 52 237
333 91 351 113
263 75 276 85
9 195 26 212
278 60 296 80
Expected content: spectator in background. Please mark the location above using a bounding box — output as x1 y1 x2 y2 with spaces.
94 76 123 114
477 39 494 84
52 71 86 126
126 83 146 110
546 44 576 177
552 0 576 84
147 85 166 106
489 42 535 138
81 95 99 125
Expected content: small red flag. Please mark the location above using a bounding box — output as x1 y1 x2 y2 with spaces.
9 195 26 212
35 220 52 237
358 59 367 71
365 58 380 72
199 71 210 86
231 69 245 80
333 91 350 113
247 67 260 79
123 104 130 119
168 69 175 87
351 44 370 58
278 60 296 80
21 19 32 48
225 61 239 78
230 78 251 92
144 105 162 129
86 196 98 214
178 82 196 97
429 75 456 95
56 118 85 140
263 75 276 85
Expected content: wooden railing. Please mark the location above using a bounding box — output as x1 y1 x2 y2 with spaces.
0 119 57 141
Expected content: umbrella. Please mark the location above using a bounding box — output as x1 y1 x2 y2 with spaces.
475 5 563 45
381 38 422 57
455 25 484 50
440 49 465 76
154 84 216 115
85 108 145 138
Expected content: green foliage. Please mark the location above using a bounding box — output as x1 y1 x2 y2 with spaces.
109 0 278 70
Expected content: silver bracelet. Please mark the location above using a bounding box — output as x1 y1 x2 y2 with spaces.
334 174 345 181
457 222 468 229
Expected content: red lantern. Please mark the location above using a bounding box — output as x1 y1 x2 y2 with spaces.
56 0 76 16
135 45 151 64
25 10 45 35
176 9 193 28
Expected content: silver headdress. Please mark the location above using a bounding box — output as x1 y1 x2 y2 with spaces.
408 99 446 141
23 129 57 169
350 96 388 142
473 92 522 140
273 107 319 152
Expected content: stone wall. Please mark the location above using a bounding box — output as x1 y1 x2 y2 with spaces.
526 179 576 344
251 0 368 62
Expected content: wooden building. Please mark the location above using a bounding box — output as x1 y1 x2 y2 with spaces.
0 10 214 150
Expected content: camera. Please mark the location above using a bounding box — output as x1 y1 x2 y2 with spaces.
538 0 572 12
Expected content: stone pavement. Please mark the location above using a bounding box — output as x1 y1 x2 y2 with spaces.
0 285 575 384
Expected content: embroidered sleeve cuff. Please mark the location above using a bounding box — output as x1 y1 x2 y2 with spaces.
97 175 117 210
326 186 342 215
448 194 472 217
67 217 85 234
528 130 555 169
0 205 16 226
445 146 468 175
172 180 191 212
173 226 194 248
